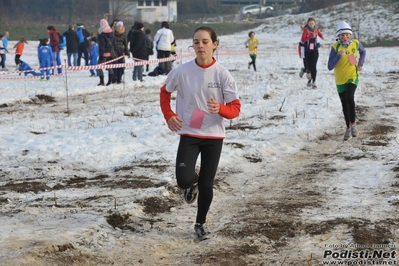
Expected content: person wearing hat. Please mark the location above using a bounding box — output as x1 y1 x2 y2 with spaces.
96 19 117 86
328 21 366 141
113 20 129 84
129 22 147 82
76 22 90 66
300 17 324 89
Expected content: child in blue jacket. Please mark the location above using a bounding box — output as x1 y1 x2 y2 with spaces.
38 38 53 80
89 37 99 77
18 61 41 76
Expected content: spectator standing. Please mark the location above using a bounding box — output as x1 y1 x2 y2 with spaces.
63 25 79 66
144 28 154 72
13 37 28 66
3 31 9 52
127 21 140 47
47 26 62 74
76 22 90 66
0 32 9 70
0 34 7 71
154 21 174 74
97 19 117 86
38 38 53 80
113 21 129 84
129 22 147 82
89 37 99 77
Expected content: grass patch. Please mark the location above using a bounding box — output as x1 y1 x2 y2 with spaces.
6 22 263 41
106 211 132 229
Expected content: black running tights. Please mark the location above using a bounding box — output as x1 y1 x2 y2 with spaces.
339 83 357 128
305 50 319 82
249 55 257 71
175 136 223 224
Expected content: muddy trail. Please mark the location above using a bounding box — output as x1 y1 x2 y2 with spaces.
0 73 398 265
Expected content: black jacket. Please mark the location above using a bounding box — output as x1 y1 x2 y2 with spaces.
114 28 129 56
97 31 116 59
63 30 79 53
129 30 147 60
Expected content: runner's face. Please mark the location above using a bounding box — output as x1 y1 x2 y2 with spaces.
193 30 217 62
339 33 351 43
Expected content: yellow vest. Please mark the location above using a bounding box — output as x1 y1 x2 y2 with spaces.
332 39 359 85
247 37 258 55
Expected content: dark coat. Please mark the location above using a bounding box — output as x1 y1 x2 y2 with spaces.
97 31 116 59
114 27 129 57
63 30 79 53
129 29 147 60
48 30 60 52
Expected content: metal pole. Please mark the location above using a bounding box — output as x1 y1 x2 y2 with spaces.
64 59 70 114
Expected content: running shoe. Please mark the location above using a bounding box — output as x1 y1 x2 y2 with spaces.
194 223 211 241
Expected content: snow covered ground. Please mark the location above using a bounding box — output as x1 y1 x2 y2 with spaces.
0 1 398 265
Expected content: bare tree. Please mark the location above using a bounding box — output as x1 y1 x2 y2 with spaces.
108 0 135 22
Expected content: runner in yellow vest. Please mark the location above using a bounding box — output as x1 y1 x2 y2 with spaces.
245 31 258 72
328 21 366 141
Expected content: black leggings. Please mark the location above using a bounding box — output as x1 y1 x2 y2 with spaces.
305 50 319 83
338 83 357 128
249 55 257 71
0 54 5 68
15 55 22 65
175 136 223 224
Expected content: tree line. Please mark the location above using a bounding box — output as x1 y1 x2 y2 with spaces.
0 0 108 25
1 0 396 26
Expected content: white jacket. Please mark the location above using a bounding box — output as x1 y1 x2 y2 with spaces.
0 40 5 54
154 28 174 51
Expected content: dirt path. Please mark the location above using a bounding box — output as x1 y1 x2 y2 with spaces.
0 74 398 265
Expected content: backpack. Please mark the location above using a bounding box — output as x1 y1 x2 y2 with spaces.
58 32 66 50
76 28 85 44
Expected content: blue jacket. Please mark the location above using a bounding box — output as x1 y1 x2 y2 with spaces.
19 61 33 71
38 44 53 63
90 43 99 59
19 61 41 76
3 36 8 52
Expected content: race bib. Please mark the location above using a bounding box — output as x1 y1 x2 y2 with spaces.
190 110 205 129
348 54 357 65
